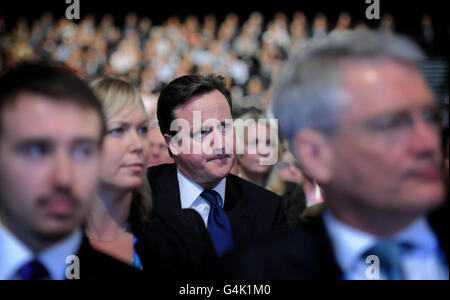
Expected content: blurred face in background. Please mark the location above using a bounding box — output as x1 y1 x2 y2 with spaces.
147 126 173 167
239 122 276 175
0 94 102 249
445 137 449 190
278 150 304 184
100 103 149 191
326 60 444 217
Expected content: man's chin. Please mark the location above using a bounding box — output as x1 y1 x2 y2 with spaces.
400 189 445 215
36 221 79 242
209 164 233 179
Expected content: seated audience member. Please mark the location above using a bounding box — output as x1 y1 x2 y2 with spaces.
148 74 287 257
217 31 449 280
0 62 142 280
234 111 306 226
277 144 325 208
87 77 216 279
147 121 174 167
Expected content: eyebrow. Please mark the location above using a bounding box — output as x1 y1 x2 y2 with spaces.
14 137 99 149
108 119 149 126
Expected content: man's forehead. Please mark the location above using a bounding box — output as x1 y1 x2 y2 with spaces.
1 94 101 141
174 90 230 115
342 60 434 115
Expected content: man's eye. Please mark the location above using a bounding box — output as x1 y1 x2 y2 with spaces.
21 143 49 158
423 108 442 125
201 129 211 135
73 144 95 159
367 113 412 130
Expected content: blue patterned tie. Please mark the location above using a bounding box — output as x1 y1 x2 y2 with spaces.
201 190 234 257
18 259 50 280
366 241 406 280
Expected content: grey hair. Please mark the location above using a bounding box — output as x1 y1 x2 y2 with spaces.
272 30 425 143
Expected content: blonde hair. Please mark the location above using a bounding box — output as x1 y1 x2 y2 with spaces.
89 76 148 120
90 76 152 231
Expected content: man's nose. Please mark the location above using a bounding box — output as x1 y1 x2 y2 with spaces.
211 128 225 154
409 118 441 157
52 151 74 187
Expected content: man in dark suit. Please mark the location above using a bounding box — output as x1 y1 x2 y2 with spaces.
0 62 142 280
217 31 449 280
148 74 287 257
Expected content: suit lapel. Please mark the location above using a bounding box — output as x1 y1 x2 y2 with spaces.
428 203 449 264
289 216 342 279
224 174 254 243
149 164 182 211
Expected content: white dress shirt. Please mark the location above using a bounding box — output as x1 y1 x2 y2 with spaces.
0 222 83 280
323 210 449 280
177 168 226 227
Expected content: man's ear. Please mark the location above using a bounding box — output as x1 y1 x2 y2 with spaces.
164 134 179 156
292 129 333 184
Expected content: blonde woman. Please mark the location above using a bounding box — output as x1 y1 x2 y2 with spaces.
86 77 216 278
235 110 307 225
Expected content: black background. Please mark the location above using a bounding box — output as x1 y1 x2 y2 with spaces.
1 0 447 29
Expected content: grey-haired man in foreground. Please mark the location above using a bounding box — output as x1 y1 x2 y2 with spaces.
217 31 448 280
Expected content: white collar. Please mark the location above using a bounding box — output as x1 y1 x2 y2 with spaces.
0 222 33 280
0 222 82 280
177 168 227 208
37 229 83 280
323 210 439 272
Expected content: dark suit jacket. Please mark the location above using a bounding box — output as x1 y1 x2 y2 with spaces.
216 205 449 280
134 209 217 280
76 237 144 280
147 164 288 245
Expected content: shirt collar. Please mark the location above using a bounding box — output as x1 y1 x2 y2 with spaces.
323 210 440 272
37 229 83 280
177 168 227 208
0 221 83 280
323 210 377 272
392 217 438 254
0 222 33 280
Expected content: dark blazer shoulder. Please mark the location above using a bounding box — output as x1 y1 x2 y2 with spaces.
135 209 217 279
225 173 288 232
76 237 144 280
226 173 279 198
147 164 177 190
216 216 341 280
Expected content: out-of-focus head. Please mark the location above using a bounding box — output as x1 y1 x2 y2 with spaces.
277 147 304 185
444 128 449 191
236 110 279 176
147 121 173 167
157 74 235 188
273 31 444 222
0 62 105 251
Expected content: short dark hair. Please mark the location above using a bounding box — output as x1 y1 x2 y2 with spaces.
0 61 106 140
157 74 232 137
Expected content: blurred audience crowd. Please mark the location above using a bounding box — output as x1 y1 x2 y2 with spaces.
0 11 446 119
